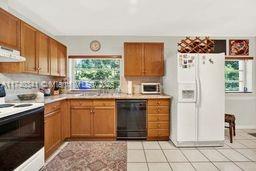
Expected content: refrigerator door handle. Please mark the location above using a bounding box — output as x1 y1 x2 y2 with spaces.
195 57 201 107
195 78 198 104
196 78 200 107
197 78 201 107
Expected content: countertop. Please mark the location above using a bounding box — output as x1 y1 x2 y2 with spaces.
44 93 171 104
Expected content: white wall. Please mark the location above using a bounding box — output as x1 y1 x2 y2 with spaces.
58 36 256 128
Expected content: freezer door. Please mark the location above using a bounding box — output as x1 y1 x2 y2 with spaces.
177 103 197 142
197 54 225 141
177 53 197 83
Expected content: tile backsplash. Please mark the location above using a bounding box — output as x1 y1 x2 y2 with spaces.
0 73 57 99
0 73 163 99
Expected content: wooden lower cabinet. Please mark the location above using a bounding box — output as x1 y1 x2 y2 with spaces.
147 99 170 140
93 107 115 137
44 101 70 159
44 98 170 159
70 100 115 139
61 100 70 140
71 107 93 137
44 109 61 159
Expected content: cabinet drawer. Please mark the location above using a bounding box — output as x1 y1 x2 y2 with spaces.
148 99 169 106
93 100 115 107
148 114 169 122
148 122 169 129
148 106 169 114
148 129 169 137
45 101 61 114
70 100 93 107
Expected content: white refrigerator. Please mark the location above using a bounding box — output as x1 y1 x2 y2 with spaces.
166 53 225 147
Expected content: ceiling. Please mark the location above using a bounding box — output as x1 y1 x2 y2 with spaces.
7 0 256 36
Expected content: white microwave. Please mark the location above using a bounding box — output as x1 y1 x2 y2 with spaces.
141 83 161 94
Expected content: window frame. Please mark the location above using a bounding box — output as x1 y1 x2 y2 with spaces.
68 57 122 90
225 59 253 93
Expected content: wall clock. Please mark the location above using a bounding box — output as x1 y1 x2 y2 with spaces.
90 40 101 52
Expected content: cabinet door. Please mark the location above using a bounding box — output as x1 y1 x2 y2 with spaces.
61 100 70 140
50 38 59 76
93 107 115 137
71 108 92 137
144 43 164 76
57 43 67 77
44 110 61 158
0 8 20 50
124 43 144 76
36 31 50 75
0 62 24 73
21 22 37 73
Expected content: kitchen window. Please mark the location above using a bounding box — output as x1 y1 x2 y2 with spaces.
69 58 121 90
225 60 253 93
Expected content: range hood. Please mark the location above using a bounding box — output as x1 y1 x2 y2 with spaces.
0 46 26 62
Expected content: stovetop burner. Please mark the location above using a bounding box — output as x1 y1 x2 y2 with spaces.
14 104 33 108
0 104 15 108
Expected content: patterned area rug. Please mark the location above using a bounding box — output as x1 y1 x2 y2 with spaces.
43 141 127 171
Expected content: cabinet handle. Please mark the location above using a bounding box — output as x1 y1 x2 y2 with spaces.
157 102 160 105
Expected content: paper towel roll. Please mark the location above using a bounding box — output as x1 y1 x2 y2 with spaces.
0 97 5 104
127 81 133 95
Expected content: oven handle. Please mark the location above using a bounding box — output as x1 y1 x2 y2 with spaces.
0 106 44 126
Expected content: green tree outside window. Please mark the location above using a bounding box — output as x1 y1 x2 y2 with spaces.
73 59 120 89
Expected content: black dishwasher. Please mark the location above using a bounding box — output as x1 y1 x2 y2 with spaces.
116 100 147 140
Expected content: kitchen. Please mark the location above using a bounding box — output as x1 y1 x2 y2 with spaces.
0 1 256 171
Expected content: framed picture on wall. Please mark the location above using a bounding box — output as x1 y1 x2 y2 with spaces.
229 39 249 56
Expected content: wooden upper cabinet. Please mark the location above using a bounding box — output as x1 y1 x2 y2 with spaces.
50 38 59 76
36 31 50 75
50 39 67 77
21 21 37 73
124 42 164 77
57 43 67 77
144 43 164 76
124 43 143 76
0 8 20 50
0 9 68 77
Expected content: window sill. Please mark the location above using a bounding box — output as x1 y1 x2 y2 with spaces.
225 92 253 94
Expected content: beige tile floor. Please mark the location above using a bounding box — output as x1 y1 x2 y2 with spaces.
127 129 256 171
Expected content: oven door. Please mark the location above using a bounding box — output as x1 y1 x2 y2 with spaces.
0 107 44 171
